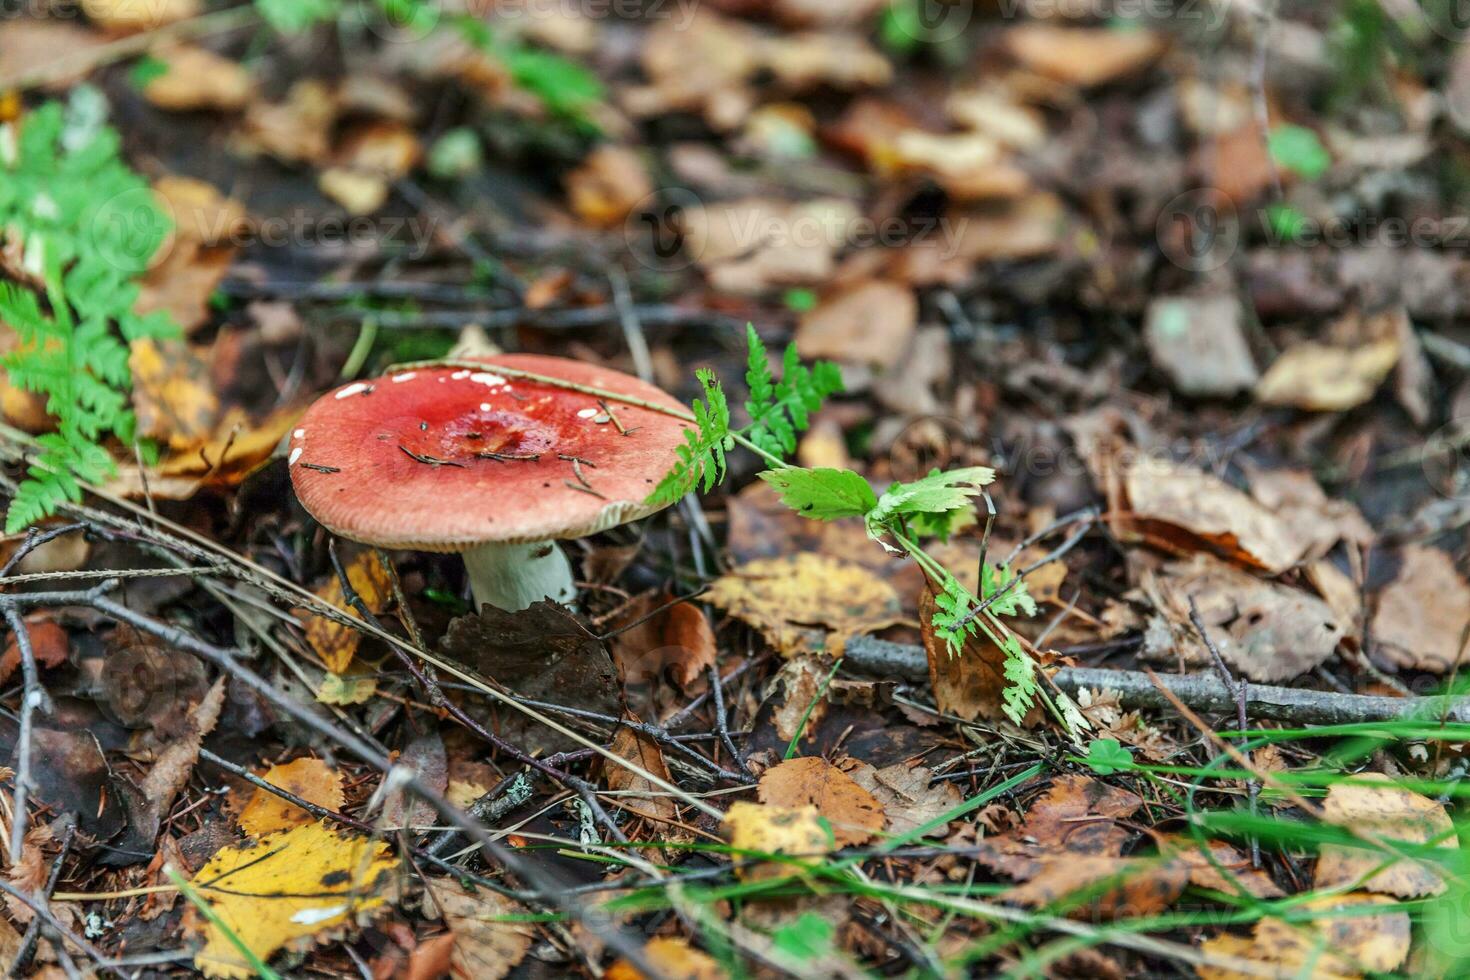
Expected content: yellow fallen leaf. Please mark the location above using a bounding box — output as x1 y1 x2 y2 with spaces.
190 821 396 979
706 553 903 655
757 757 884 847
159 405 302 481
237 758 346 837
1315 773 1457 897
82 0 198 33
722 800 834 880
316 671 378 706
144 44 253 112
1197 893 1409 980
1255 338 1401 412
129 338 219 451
1006 25 1165 87
301 550 393 674
606 936 725 980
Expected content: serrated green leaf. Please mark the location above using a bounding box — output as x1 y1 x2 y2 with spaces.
758 467 877 522
867 466 994 536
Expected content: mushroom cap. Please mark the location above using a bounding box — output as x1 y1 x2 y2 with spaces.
289 354 694 551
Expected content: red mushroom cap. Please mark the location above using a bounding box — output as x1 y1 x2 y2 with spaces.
289 354 693 551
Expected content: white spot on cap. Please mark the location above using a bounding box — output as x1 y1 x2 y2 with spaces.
335 382 370 400
480 402 490 412
469 372 506 387
288 447 303 465
293 429 305 440
391 372 416 383
290 905 347 926
451 370 470 380
577 408 598 419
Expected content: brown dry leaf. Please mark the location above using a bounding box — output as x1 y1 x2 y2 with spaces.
191 821 396 979
607 714 689 845
770 655 828 744
0 616 69 686
1197 894 1410 980
301 550 393 674
757 757 884 847
610 590 717 694
426 879 534 980
606 936 724 980
136 235 236 334
972 775 1141 880
236 79 340 164
1123 457 1305 574
683 197 861 295
946 87 1047 151
82 0 198 33
885 130 1030 201
1370 545 1470 672
762 32 891 92
165 405 301 480
567 145 653 228
841 761 962 839
319 121 422 216
1141 554 1346 682
1244 466 1373 564
625 13 760 129
1006 25 1165 87
1314 774 1457 897
706 553 903 656
1158 836 1283 898
143 44 253 111
722 801 834 880
920 586 1038 725
796 280 917 366
238 758 347 837
0 21 109 90
895 193 1066 285
129 338 220 451
1001 854 1187 920
134 678 226 845
1256 337 1401 412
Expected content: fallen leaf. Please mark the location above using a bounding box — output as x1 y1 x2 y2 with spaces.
722 801 834 880
0 21 108 90
1158 836 1283 898
236 79 339 164
1143 294 1259 397
607 714 689 845
606 936 724 980
1244 465 1373 564
683 197 861 294
143 44 253 112
191 821 396 978
841 760 962 839
300 550 393 675
1123 457 1306 574
886 130 1030 201
1255 337 1401 412
129 338 220 450
0 616 69 686
1197 893 1410 980
796 280 917 367
238 758 346 837
757 757 884 847
972 775 1141 880
1370 545 1470 672
1006 25 1165 87
920 585 1037 725
610 590 717 697
706 553 904 656
319 121 422 216
426 878 534 980
441 601 621 754
382 732 447 832
1315 774 1457 898
567 145 653 228
1001 853 1187 920
1141 554 1346 682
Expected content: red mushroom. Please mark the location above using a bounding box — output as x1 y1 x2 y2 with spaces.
289 354 692 611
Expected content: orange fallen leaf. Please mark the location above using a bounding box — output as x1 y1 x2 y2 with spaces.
758 756 884 847
237 758 347 837
300 550 394 674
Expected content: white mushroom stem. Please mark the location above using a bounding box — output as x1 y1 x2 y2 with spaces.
462 540 576 612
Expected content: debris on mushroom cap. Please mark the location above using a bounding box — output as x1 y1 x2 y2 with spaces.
289 354 694 551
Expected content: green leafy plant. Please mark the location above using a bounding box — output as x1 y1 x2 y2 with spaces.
650 327 1053 726
0 96 177 533
1267 124 1331 181
1083 738 1135 776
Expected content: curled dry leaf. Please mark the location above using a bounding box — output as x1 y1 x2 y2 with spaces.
1197 893 1410 980
722 800 834 880
299 549 393 675
1370 545 1470 672
1143 294 1259 398
190 821 396 979
1158 836 1283 899
1255 337 1401 413
683 197 862 295
319 121 422 216
1314 773 1457 898
1001 854 1187 920
81 0 198 34
606 936 724 980
973 775 1141 881
426 879 534 980
757 756 884 847
138 177 245 333
840 760 961 839
610 590 717 695
920 585 1038 725
706 553 904 656
237 757 347 837
0 615 69 686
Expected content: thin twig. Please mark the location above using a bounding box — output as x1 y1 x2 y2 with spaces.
10 817 76 978
2 608 54 866
1189 596 1259 866
707 664 747 775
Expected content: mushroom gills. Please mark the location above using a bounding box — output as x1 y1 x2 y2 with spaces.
462 539 576 612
